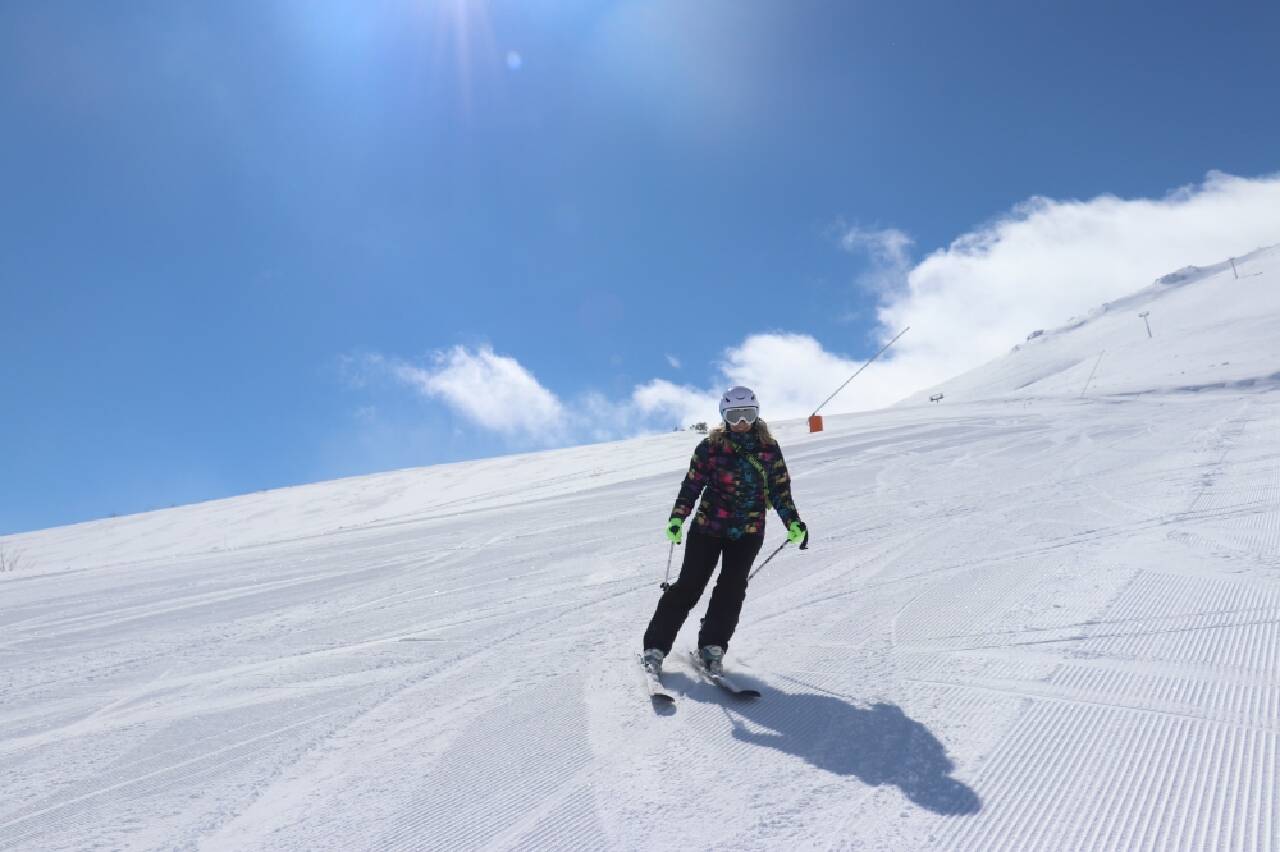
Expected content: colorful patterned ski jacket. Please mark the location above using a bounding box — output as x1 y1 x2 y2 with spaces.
670 427 801 540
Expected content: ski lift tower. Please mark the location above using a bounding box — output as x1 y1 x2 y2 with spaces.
1138 311 1152 339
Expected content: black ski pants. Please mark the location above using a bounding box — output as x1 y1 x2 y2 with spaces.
642 527 764 655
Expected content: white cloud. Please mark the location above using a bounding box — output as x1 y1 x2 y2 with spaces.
839 225 914 295
665 354 682 369
841 225 913 263
631 379 714 426
859 170 1280 404
379 346 566 441
720 334 866 415
636 172 1280 420
352 171 1280 447
574 391 624 442
628 335 870 424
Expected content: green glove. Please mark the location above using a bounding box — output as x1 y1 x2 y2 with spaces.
665 517 684 544
788 520 809 550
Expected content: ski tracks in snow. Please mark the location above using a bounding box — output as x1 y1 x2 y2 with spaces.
4 390 1280 849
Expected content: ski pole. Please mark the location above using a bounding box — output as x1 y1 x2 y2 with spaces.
660 541 676 590
749 540 791 581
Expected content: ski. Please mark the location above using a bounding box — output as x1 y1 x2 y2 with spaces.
687 651 761 698
640 656 676 704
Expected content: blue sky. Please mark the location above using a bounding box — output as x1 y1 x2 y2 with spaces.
3 0 1279 535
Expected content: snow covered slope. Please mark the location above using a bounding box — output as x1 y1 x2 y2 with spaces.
2 248 1279 851
904 243 1280 404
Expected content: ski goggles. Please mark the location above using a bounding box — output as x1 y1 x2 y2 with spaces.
722 406 759 425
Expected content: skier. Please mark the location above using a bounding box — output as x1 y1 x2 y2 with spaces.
642 386 808 677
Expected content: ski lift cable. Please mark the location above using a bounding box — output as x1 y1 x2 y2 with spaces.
810 326 911 418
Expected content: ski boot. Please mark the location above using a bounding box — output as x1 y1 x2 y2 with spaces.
698 645 725 676
641 648 665 676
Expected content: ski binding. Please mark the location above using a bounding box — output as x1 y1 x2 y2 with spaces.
688 651 761 698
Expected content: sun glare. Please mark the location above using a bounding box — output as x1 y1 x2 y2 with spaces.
428 0 500 108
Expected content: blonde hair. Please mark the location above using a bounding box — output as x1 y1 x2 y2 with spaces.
708 418 777 449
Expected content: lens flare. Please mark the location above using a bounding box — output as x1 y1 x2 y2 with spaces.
427 0 500 111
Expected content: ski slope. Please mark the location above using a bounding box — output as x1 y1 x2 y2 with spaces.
2 247 1279 850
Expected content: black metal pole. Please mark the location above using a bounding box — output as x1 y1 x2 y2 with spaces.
811 326 911 418
749 540 791 581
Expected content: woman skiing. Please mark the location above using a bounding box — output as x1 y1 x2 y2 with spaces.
642 385 808 676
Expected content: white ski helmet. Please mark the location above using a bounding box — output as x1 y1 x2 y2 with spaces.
719 385 759 422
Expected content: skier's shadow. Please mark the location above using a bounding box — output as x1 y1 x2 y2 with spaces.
668 674 981 816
